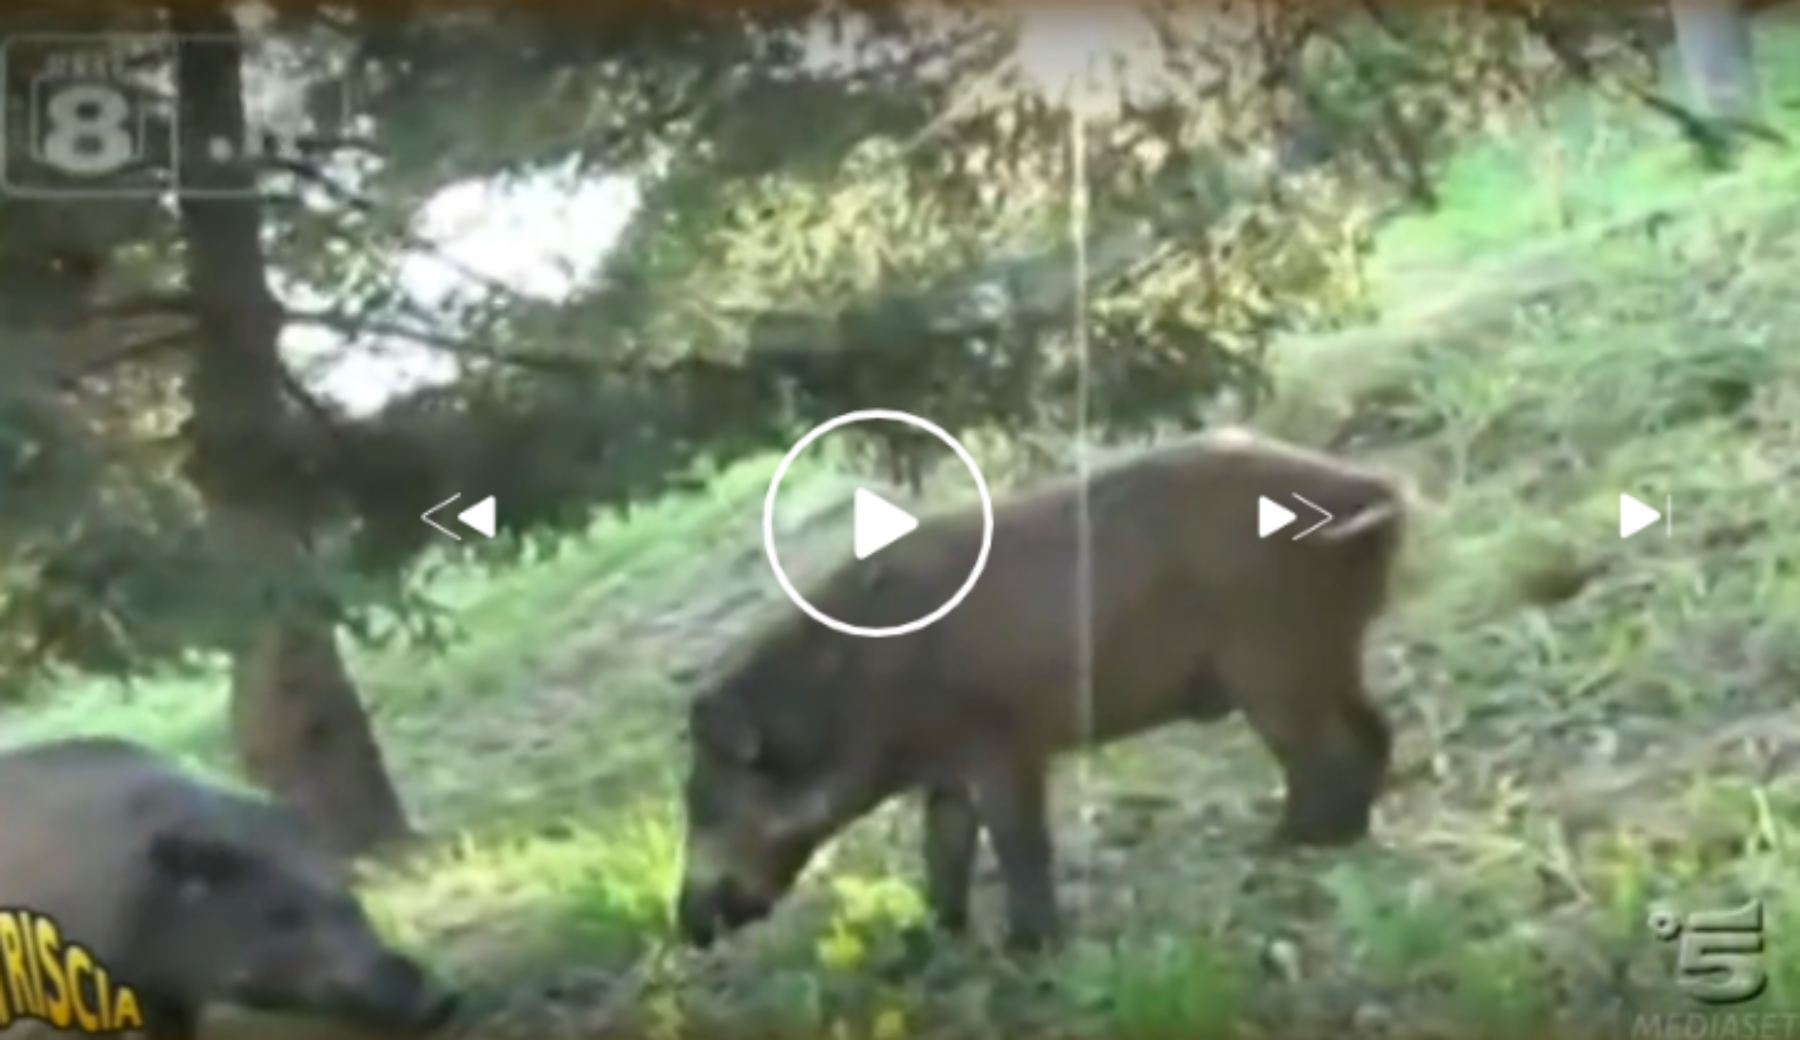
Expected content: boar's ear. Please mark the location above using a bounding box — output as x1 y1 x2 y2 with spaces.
690 694 764 767
145 827 254 894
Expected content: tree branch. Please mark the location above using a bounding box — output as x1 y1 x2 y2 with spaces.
282 307 597 374
52 326 193 390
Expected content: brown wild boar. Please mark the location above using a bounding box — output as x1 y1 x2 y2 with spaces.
676 427 1407 951
0 736 458 1040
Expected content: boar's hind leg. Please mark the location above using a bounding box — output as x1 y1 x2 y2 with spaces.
1219 638 1391 846
971 758 1061 952
1180 664 1236 722
921 782 981 934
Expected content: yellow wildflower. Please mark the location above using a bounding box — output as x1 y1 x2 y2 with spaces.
871 1006 909 1040
816 925 868 970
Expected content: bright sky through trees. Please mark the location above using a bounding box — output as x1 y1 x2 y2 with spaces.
281 7 1148 414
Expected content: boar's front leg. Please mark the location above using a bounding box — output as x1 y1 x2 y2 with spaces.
971 758 1061 952
920 782 981 935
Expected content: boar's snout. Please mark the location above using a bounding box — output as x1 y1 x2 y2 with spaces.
341 952 460 1032
229 947 458 1033
676 879 774 948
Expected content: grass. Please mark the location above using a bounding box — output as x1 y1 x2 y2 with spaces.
17 20 1800 1040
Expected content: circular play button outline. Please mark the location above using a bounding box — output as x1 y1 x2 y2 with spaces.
763 409 994 638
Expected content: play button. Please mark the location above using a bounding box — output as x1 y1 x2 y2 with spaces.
853 488 918 559
764 409 993 638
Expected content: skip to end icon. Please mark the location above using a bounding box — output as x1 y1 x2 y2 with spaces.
1258 494 1335 540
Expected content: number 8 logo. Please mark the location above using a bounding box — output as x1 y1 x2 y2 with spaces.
39 83 136 176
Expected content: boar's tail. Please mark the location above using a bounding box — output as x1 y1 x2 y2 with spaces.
1320 498 1406 558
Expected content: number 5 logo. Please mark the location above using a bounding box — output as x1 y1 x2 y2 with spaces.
36 82 138 177
1678 900 1768 1006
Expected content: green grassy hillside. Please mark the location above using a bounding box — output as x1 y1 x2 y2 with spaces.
14 26 1800 1040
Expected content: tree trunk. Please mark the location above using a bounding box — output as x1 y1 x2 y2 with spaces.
1670 0 1764 122
171 9 413 857
229 620 413 857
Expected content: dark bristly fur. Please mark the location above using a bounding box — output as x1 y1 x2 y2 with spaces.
0 736 457 1040
676 428 1408 951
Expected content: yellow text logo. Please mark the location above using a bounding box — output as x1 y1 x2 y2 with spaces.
0 908 143 1033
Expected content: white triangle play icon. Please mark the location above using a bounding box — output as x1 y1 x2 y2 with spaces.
458 495 496 538
853 488 918 560
1258 496 1297 539
1620 493 1661 539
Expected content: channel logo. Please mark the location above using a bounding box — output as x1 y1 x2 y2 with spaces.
0 907 144 1033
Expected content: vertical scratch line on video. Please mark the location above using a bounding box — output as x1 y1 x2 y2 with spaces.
1066 87 1098 926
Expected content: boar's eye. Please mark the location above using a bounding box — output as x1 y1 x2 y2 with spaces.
690 695 764 767
148 828 252 889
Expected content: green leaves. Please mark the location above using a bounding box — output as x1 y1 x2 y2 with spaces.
0 0 1672 694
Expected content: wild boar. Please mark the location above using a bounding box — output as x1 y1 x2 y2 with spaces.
675 427 1409 952
0 736 458 1040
